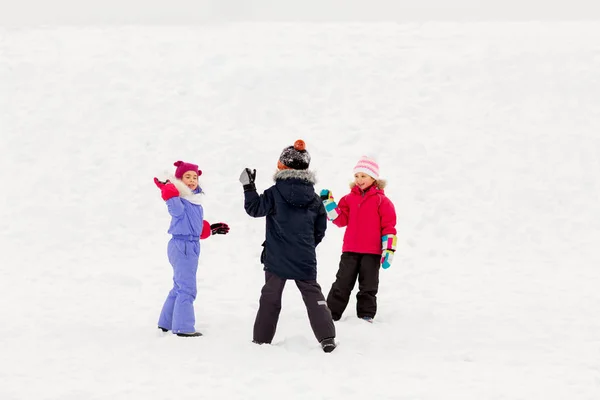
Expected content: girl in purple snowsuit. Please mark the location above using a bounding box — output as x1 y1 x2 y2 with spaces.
154 161 229 337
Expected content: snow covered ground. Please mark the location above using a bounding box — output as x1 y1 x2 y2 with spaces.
1 22 600 399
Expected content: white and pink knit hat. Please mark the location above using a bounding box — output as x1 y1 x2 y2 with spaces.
353 156 380 179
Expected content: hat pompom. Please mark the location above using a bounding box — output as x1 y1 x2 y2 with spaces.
294 140 306 151
278 140 311 170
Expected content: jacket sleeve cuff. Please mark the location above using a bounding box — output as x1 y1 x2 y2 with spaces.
243 183 256 192
200 220 211 239
382 234 397 251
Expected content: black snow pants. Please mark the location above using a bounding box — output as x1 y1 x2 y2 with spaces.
253 271 336 344
326 252 381 320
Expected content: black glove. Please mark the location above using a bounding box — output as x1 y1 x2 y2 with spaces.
239 168 257 192
210 222 230 235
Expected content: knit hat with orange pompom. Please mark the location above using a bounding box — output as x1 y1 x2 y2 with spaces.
277 139 311 170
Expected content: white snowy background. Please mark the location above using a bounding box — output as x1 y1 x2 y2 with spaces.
1 22 600 399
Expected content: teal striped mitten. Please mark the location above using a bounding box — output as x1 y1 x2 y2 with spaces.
381 234 398 269
320 189 340 221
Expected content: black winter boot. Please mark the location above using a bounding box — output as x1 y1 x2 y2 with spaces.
320 337 336 353
176 332 203 337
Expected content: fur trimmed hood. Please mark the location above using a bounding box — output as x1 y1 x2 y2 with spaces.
273 169 317 185
350 178 387 191
273 169 318 208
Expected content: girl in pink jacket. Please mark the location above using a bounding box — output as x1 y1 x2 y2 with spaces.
320 156 397 322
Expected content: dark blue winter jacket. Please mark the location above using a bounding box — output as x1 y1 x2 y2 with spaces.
244 169 327 281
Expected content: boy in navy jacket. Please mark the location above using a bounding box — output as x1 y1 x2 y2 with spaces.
239 140 336 353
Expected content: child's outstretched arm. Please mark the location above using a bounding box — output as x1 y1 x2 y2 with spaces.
239 168 275 218
320 189 349 227
154 177 184 217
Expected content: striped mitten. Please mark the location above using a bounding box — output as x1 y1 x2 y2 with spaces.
381 234 398 269
320 189 340 221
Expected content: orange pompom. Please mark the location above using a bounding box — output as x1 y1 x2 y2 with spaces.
294 140 306 151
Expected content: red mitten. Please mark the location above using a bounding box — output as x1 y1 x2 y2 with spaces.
154 177 168 189
153 177 179 201
161 184 179 201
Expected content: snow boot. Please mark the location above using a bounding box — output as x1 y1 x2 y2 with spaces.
176 332 203 337
320 337 336 353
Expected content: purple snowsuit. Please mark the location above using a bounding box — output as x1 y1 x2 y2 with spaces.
158 187 204 334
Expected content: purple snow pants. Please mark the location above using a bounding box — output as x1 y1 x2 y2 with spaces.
158 237 200 334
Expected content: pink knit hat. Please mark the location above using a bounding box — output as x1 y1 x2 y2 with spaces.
174 160 202 179
353 156 380 179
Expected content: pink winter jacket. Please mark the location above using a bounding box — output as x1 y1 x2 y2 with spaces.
333 185 397 255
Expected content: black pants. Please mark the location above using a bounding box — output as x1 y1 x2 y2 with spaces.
253 272 336 344
326 252 380 320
